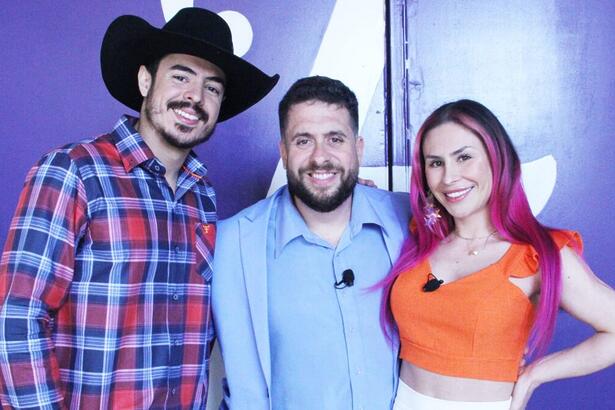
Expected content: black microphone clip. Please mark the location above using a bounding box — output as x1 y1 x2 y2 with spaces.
334 269 355 289
422 273 443 292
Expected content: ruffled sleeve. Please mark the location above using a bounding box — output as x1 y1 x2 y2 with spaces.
509 230 583 278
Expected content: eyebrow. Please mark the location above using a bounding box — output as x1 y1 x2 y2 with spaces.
291 132 312 140
291 130 348 139
170 64 196 75
424 145 472 159
169 64 226 86
325 130 348 138
451 145 471 155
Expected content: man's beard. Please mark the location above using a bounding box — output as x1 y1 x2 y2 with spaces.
145 98 216 149
287 161 358 213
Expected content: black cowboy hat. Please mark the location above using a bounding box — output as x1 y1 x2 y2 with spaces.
100 7 279 122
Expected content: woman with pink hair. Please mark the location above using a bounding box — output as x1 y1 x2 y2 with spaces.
384 100 615 409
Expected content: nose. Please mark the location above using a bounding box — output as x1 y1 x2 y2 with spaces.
309 139 330 163
442 162 461 184
183 84 203 105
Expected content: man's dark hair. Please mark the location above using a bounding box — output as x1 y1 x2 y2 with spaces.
278 76 359 135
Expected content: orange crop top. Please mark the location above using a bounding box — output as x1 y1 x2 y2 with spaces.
390 230 581 382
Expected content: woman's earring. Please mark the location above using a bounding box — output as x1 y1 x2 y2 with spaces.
423 192 441 231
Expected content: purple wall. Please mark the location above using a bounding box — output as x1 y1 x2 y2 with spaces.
1 1 614 408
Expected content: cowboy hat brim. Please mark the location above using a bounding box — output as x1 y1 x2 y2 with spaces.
100 14 279 122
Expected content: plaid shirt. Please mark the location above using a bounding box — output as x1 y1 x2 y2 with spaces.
0 116 216 409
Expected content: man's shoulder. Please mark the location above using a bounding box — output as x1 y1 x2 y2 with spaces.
359 185 409 200
39 134 115 164
357 185 410 211
214 189 284 264
386 189 411 211
67 134 117 160
26 134 113 175
219 187 285 229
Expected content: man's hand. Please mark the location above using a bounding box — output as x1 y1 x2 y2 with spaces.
358 177 377 188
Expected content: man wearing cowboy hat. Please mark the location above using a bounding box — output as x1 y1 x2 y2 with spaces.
0 7 277 409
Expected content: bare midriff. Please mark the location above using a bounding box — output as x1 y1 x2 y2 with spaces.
400 360 514 402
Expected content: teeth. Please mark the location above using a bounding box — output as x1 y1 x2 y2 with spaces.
311 172 335 180
174 109 199 121
445 187 472 198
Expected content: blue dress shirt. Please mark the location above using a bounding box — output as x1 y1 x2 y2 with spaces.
266 187 398 410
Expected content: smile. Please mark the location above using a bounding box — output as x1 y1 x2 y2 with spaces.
310 171 336 180
444 186 473 202
306 170 339 186
173 108 200 123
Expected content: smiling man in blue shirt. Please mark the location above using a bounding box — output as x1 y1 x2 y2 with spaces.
213 76 411 410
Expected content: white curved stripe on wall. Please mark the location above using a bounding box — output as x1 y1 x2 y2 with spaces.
217 10 253 57
161 0 194 22
520 155 556 215
268 0 385 196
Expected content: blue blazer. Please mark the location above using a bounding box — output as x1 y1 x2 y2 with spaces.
212 186 410 410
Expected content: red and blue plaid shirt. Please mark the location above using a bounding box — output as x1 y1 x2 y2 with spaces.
0 116 216 409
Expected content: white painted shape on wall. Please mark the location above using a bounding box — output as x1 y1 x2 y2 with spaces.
309 0 384 126
218 10 253 57
521 154 557 215
267 159 287 196
161 0 194 22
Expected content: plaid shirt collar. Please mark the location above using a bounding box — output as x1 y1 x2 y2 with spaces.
111 115 208 181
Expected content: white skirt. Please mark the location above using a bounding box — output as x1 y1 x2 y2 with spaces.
393 379 511 410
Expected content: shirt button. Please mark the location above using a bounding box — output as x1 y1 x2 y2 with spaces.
154 164 161 172
172 293 179 301
171 387 176 395
174 339 180 346
356 369 362 375
174 246 180 253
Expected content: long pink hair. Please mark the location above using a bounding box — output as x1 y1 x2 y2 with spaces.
381 99 576 359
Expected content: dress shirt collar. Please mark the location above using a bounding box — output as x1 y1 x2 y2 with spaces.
111 115 208 180
274 184 387 257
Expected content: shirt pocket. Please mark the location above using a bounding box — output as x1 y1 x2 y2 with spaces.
195 222 216 282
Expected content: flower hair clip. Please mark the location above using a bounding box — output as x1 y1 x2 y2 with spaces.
423 193 441 231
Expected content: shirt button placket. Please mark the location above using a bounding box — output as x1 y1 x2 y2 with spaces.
170 286 179 301
334 252 365 407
